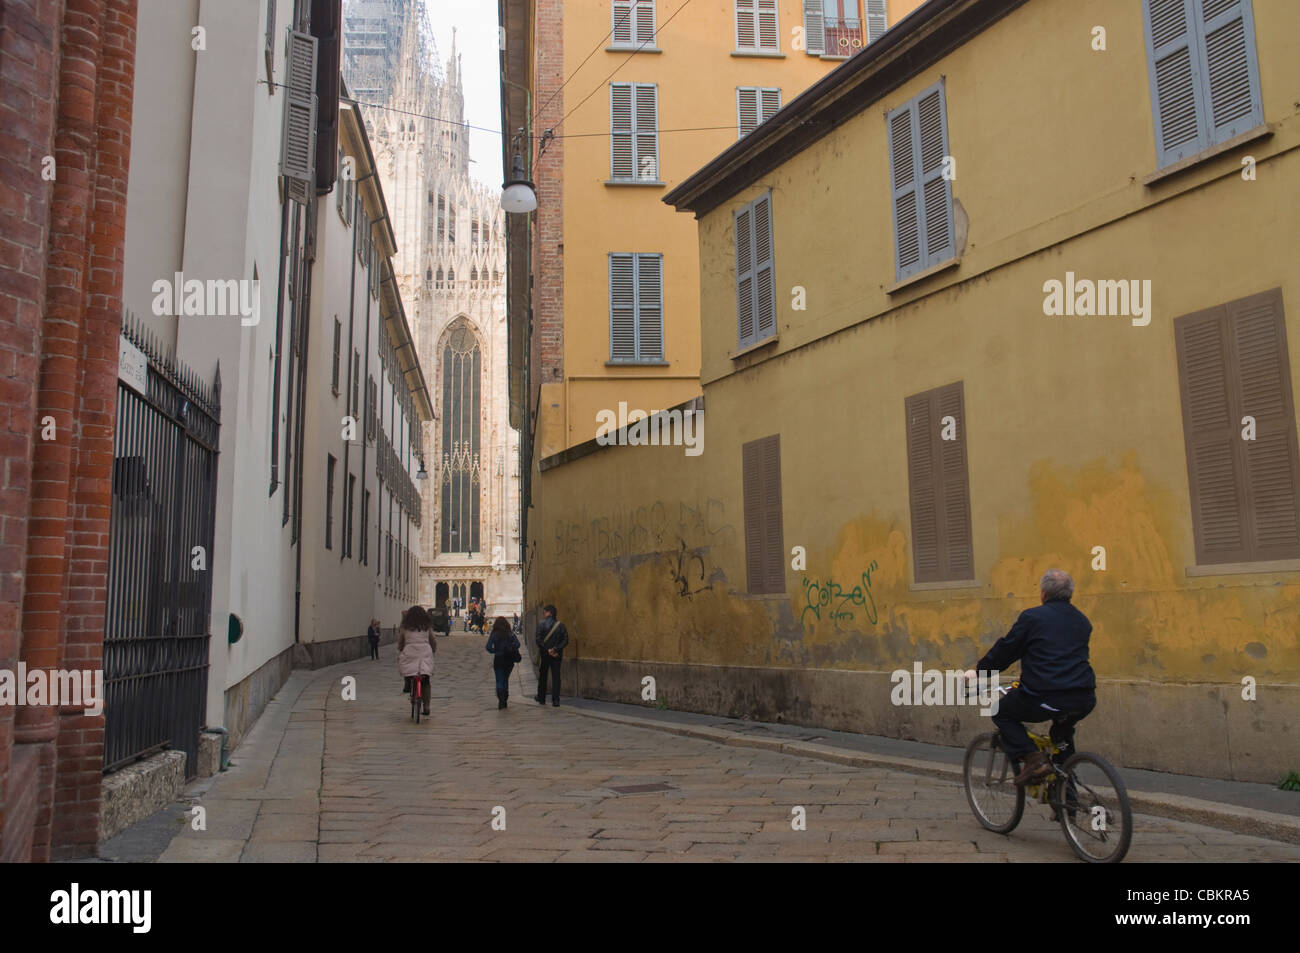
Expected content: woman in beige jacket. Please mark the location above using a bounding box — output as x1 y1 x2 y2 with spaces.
397 605 438 716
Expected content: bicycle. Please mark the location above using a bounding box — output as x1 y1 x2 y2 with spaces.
962 685 1132 863
410 674 424 723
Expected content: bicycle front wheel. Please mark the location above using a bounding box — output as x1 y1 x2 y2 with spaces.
412 678 421 723
1054 751 1132 863
963 732 1024 834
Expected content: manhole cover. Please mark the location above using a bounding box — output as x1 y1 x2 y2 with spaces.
606 782 675 795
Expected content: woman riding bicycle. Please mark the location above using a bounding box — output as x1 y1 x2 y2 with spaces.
398 605 437 717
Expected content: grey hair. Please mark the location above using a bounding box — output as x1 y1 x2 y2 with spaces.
1040 569 1074 601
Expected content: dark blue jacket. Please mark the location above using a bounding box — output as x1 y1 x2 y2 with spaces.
535 618 569 658
976 599 1095 695
486 631 520 668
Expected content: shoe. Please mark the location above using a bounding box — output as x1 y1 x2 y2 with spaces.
422 706 431 716
1014 750 1050 786
535 696 544 705
552 699 560 707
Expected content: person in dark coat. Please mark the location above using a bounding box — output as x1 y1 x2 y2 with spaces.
366 618 380 660
534 604 568 707
485 616 521 709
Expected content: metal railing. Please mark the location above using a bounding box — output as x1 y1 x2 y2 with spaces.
824 16 864 54
103 315 220 778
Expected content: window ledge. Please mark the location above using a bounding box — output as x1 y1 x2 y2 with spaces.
606 359 670 366
819 54 851 61
1141 123 1272 186
728 334 778 360
605 179 666 188
731 50 785 58
1185 558 1300 577
887 255 961 294
606 45 662 53
910 579 983 592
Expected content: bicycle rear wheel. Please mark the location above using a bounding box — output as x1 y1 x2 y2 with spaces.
1054 751 1132 863
963 732 1024 834
412 677 421 723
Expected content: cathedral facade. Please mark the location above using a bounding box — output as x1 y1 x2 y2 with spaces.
344 1 522 615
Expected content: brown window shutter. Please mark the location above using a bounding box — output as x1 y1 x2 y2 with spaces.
743 434 783 594
906 382 973 583
762 434 784 593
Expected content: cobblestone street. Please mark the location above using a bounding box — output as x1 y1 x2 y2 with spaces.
152 634 1300 863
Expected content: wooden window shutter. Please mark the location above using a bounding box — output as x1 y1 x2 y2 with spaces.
887 81 954 281
866 0 888 42
757 0 779 50
1176 289 1300 564
752 193 776 340
332 318 341 391
735 203 755 347
609 253 636 360
610 83 633 178
802 0 825 55
736 0 757 49
613 0 634 45
634 0 656 44
634 83 658 179
743 435 784 594
737 87 759 137
636 253 663 359
280 29 318 205
905 382 973 583
760 87 782 122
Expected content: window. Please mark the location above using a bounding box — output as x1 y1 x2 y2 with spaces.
904 381 973 584
366 375 377 441
801 0 886 55
472 220 479 247
352 350 360 415
345 474 356 557
742 434 784 594
734 191 776 349
441 322 481 555
279 29 318 206
356 207 367 263
612 0 656 47
361 488 370 564
886 79 955 283
435 266 444 290
437 194 446 241
1142 0 1263 170
736 0 779 52
610 82 658 181
325 454 336 550
447 267 455 289
609 252 664 362
1175 288 1300 565
331 317 341 394
737 87 781 137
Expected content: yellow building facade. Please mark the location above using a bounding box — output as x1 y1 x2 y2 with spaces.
523 0 1300 782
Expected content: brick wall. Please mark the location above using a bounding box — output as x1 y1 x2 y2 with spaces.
0 0 138 862
531 0 565 407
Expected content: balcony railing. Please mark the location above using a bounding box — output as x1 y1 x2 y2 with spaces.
824 16 864 55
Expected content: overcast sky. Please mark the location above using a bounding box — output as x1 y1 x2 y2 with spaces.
424 0 503 188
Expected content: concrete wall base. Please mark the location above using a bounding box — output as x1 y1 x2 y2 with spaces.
569 658 1300 784
99 750 186 842
224 646 295 753
294 627 397 670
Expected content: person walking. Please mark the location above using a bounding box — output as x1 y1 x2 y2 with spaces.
366 618 380 660
485 615 522 709
397 605 437 717
534 604 569 707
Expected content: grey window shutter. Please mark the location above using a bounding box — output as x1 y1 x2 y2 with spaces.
917 84 955 269
760 87 781 122
757 0 779 50
609 253 636 360
281 28 318 205
737 87 759 137
1143 0 1207 166
802 0 825 55
887 100 921 278
761 434 784 592
265 0 276 85
634 84 658 179
905 391 941 582
1229 289 1300 559
336 149 344 215
735 204 755 346
613 0 634 44
743 439 765 593
636 254 663 359
736 0 756 49
866 0 888 42
752 193 775 340
634 0 656 45
1198 0 1263 144
611 83 633 178
936 382 973 579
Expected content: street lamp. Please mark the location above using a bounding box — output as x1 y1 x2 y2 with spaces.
500 128 537 214
416 452 427 480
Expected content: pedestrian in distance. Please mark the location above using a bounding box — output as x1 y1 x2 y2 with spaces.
534 604 568 707
366 617 380 661
397 605 437 717
485 615 522 709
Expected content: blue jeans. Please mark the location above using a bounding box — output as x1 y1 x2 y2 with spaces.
494 662 513 699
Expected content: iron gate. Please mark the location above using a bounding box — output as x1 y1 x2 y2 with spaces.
104 318 220 777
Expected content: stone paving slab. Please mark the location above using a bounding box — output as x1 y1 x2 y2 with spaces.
117 634 1300 863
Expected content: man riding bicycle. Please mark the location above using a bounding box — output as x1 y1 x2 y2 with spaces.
967 569 1096 787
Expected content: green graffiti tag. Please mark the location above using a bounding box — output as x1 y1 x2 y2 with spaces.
800 560 879 626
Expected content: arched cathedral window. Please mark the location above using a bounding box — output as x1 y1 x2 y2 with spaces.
440 323 480 555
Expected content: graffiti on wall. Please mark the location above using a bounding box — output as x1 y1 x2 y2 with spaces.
800 560 879 626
